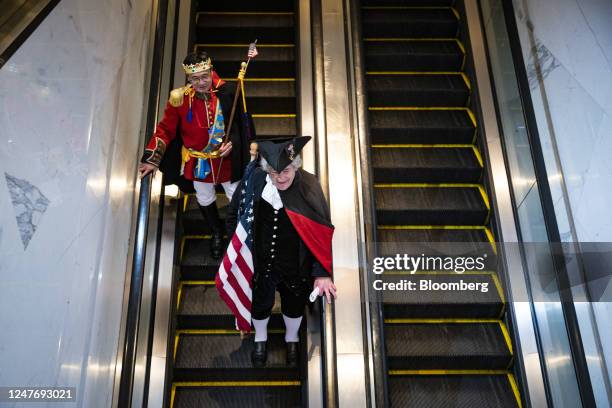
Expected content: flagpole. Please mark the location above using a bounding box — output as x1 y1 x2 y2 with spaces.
216 40 257 183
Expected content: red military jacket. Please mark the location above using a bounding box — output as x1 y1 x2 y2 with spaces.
142 72 232 183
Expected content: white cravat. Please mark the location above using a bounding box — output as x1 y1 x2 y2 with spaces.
262 175 284 210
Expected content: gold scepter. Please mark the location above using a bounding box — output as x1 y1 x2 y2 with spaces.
216 40 258 182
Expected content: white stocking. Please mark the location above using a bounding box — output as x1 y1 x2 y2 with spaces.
283 315 303 343
252 317 270 342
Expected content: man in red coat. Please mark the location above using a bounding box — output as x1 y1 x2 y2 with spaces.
139 51 251 259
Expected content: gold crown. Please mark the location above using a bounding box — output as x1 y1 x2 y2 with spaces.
182 57 212 74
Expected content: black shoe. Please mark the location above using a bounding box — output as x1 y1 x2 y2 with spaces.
199 203 225 259
210 231 224 260
286 342 298 366
251 341 267 367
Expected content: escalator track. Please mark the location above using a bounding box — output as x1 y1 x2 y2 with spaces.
168 1 304 406
359 0 523 406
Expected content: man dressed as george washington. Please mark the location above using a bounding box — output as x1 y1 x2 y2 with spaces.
225 136 338 367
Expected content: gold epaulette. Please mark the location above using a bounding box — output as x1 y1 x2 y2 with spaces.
169 84 192 107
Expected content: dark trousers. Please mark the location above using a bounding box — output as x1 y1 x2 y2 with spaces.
251 271 311 319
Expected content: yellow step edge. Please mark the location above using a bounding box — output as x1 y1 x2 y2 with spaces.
196 11 294 16
477 185 491 211
194 43 295 48
472 146 484 167
177 329 284 335
451 7 461 20
389 369 510 375
181 280 216 285
377 225 497 253
460 72 472 90
507 373 523 408
385 318 502 324
364 38 466 54
366 71 463 75
252 114 296 118
173 380 301 387
498 321 514 355
378 225 486 230
362 5 460 20
223 78 296 82
384 319 514 356
371 144 475 148
368 106 478 128
374 182 482 188
362 6 454 9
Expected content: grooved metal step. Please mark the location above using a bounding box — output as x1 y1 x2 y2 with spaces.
371 147 481 183
374 186 488 225
362 9 458 38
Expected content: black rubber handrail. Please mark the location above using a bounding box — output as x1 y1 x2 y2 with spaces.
501 1 597 406
0 0 61 68
347 0 389 405
117 0 170 406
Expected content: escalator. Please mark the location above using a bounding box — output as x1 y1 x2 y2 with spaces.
359 0 523 406
168 1 304 406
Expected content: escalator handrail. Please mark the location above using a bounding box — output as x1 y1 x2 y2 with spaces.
117 0 170 406
345 0 389 406
500 2 597 406
0 0 60 69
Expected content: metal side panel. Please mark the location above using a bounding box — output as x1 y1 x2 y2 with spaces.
316 0 368 406
463 1 547 406
146 192 179 408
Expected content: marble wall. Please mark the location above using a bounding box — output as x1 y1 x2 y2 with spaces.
513 0 612 243
512 0 612 404
0 0 153 406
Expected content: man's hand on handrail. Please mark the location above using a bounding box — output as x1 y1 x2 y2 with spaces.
314 277 337 304
139 163 158 178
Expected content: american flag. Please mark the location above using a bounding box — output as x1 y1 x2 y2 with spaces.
215 162 257 332
247 42 258 59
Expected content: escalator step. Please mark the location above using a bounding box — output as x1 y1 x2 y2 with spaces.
241 81 296 98
246 97 296 115
212 61 296 79
377 229 491 246
195 45 295 63
174 333 299 381
172 386 302 408
388 375 519 408
182 207 228 236
194 44 295 79
381 274 503 318
368 110 474 144
180 239 219 280
197 1 294 12
371 147 481 183
361 0 455 5
196 26 294 45
253 116 296 137
366 74 469 107
177 284 285 330
362 9 458 38
364 40 463 71
385 322 512 369
374 187 488 225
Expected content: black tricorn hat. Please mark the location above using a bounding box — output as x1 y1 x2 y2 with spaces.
257 136 311 172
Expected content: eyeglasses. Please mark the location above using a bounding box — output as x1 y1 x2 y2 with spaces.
189 75 211 84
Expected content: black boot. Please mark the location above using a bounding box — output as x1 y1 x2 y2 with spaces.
286 342 299 366
251 341 267 367
199 203 224 260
